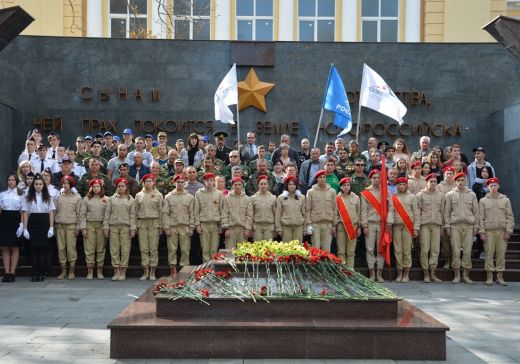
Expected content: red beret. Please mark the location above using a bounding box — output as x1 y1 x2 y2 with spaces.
231 177 243 185
284 175 299 186
368 169 381 179
339 177 351 186
61 175 76 186
141 173 155 183
395 177 408 184
442 166 455 174
411 161 421 169
315 170 327 179
453 172 466 181
202 173 216 181
425 173 437 181
173 174 186 182
486 177 500 186
114 177 129 186
88 178 104 187
256 175 268 183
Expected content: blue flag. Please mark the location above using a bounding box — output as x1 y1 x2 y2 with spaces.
323 65 352 136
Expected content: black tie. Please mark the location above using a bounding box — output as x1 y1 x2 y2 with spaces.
41 160 45 173
52 150 55 159
28 154 31 161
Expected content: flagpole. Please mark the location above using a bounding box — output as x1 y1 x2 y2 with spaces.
313 63 334 149
236 106 241 150
355 102 362 143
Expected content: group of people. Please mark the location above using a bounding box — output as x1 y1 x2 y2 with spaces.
0 128 514 286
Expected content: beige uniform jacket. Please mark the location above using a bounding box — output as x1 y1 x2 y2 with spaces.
221 192 252 229
55 193 82 227
79 196 107 230
360 186 385 227
305 184 337 224
478 193 514 234
103 194 136 231
443 187 479 228
275 193 307 231
387 191 420 233
416 188 444 226
162 189 195 229
408 175 426 195
437 181 455 195
335 192 361 227
194 188 224 226
247 191 276 230
135 189 163 227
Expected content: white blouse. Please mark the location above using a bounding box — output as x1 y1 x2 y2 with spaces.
0 188 23 211
22 193 56 214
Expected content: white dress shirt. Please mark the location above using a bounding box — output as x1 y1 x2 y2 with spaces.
22 193 56 214
0 188 23 211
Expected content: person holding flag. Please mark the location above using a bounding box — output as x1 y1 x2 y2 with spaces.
315 64 352 147
335 177 361 268
387 177 420 283
361 168 387 282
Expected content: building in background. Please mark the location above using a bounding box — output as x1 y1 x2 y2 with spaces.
1 0 520 42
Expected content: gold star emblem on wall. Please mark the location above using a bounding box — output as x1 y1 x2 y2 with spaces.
238 68 275 112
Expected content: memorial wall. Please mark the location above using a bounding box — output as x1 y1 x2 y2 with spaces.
0 36 519 218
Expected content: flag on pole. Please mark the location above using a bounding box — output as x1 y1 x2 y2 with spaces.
323 65 353 136
359 63 407 125
214 63 238 124
378 155 392 267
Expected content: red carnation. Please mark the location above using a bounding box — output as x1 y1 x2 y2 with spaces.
321 288 328 296
200 288 209 297
260 285 268 296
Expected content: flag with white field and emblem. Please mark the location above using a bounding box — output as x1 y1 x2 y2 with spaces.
359 63 407 124
214 63 238 124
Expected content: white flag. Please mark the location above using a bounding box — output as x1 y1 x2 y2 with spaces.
359 63 407 124
214 63 238 124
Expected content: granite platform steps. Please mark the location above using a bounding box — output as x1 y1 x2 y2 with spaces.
108 267 449 360
7 233 520 282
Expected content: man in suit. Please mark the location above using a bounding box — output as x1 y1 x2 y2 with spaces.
239 131 258 166
129 152 151 181
299 148 324 187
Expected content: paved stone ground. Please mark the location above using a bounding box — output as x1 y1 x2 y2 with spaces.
0 277 519 364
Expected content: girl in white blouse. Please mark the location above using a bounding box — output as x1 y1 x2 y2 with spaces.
1 173 24 282
22 174 55 282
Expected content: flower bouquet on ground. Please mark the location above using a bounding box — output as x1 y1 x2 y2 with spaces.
156 240 397 304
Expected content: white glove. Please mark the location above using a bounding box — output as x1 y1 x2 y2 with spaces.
47 227 54 239
71 187 78 194
295 190 302 197
16 223 24 238
281 190 289 198
305 225 313 236
23 229 30 240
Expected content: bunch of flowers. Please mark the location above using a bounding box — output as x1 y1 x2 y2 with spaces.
233 240 310 262
158 241 397 304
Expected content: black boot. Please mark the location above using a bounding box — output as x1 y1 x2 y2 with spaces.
9 274 15 282
31 273 38 282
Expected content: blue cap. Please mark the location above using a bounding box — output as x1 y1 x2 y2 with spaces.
144 134 153 139
95 133 104 138
113 136 121 142
123 128 133 135
152 141 159 147
202 135 209 142
85 135 93 141
61 156 72 163
103 131 113 137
